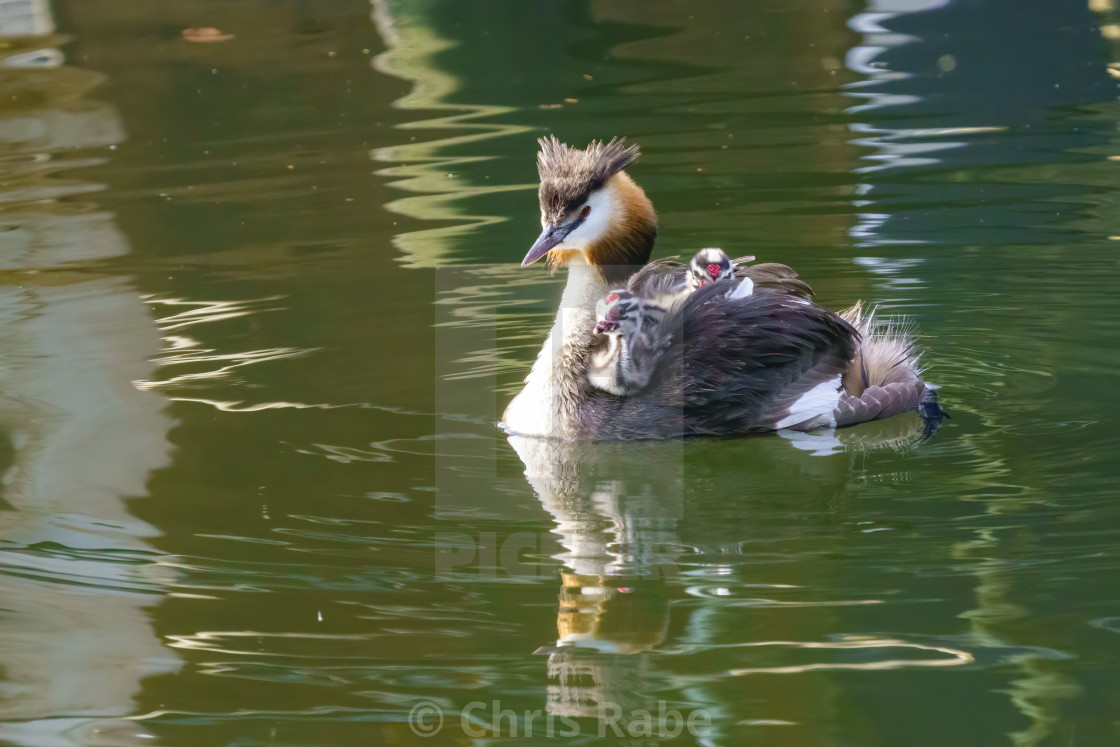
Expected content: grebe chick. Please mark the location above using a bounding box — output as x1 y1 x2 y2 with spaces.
588 251 748 398
636 248 751 311
587 291 669 396
627 248 803 309
687 248 754 300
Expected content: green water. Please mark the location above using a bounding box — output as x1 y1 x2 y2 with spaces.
1 0 1119 744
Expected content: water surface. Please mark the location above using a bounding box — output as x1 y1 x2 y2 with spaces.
0 0 1119 745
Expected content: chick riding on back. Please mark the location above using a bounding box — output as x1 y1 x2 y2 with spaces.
687 248 754 300
587 290 670 396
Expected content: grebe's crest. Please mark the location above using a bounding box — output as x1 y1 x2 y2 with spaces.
537 136 641 221
522 137 657 284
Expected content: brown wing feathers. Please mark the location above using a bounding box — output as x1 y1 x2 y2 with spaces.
579 288 859 438
741 262 814 301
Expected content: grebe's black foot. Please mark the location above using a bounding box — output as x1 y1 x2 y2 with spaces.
918 387 949 440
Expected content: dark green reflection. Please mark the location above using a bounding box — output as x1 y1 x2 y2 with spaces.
0 0 1113 745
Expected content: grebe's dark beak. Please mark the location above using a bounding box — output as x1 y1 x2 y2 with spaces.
521 222 576 267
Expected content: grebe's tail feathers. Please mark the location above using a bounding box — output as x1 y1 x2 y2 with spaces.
839 301 922 393
835 301 943 432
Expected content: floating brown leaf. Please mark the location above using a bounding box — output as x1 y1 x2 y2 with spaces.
182 27 235 43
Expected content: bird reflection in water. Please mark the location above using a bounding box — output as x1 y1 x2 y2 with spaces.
508 416 929 729
511 436 682 724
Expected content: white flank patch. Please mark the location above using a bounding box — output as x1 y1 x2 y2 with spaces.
775 374 842 430
727 276 754 300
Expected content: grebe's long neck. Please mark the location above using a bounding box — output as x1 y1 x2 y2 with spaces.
503 256 610 438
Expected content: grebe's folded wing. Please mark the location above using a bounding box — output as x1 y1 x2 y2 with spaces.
676 290 855 433
833 301 943 432
577 287 858 438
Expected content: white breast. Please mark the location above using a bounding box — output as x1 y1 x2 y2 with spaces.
501 257 609 437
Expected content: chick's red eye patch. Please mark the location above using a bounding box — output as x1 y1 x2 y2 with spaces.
707 263 721 279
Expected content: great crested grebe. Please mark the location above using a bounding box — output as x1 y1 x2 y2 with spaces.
502 136 942 440
587 290 670 396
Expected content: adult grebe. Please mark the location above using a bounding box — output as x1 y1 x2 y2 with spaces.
502 137 941 440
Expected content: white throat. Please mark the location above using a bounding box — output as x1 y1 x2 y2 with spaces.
502 255 610 438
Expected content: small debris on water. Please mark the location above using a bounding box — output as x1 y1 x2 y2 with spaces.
182 27 235 43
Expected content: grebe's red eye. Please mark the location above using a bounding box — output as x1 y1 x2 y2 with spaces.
580 205 591 218
606 293 619 303
707 263 721 279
